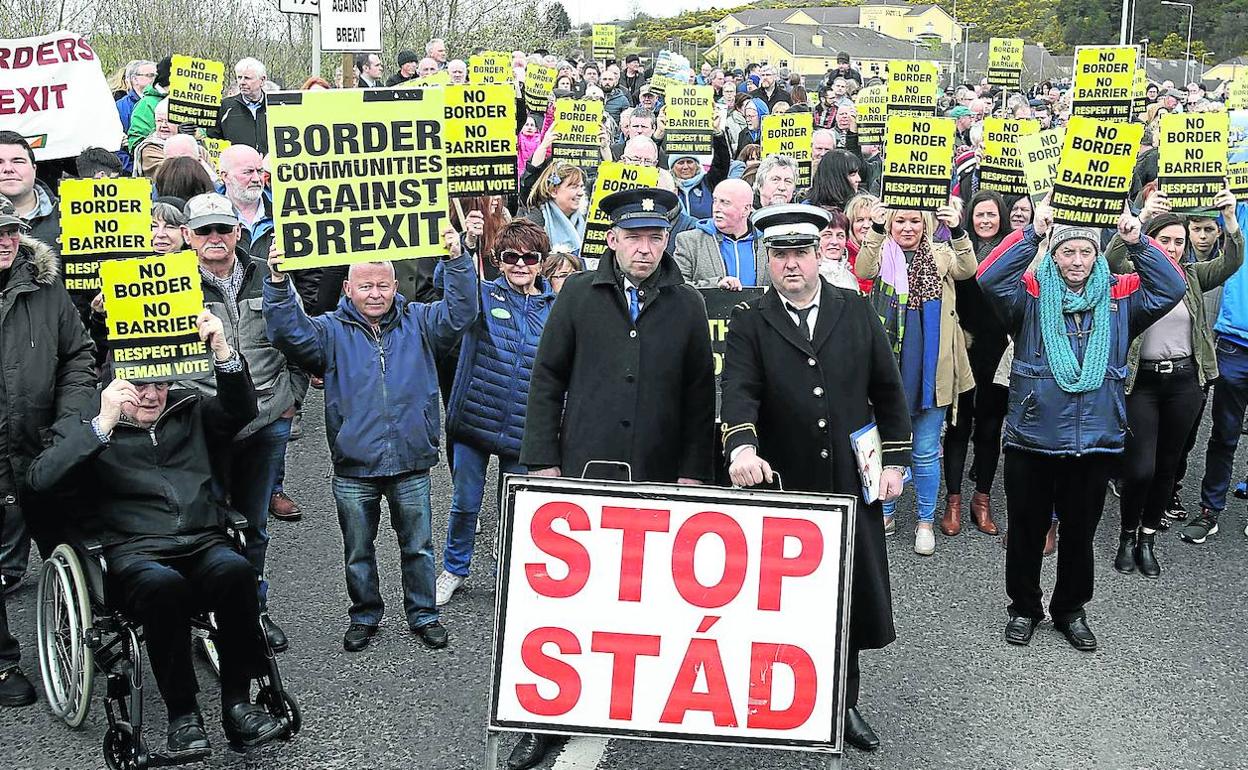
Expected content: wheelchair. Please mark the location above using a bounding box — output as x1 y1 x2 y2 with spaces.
34 512 301 769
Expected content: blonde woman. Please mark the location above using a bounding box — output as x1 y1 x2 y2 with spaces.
521 161 587 256
855 200 977 554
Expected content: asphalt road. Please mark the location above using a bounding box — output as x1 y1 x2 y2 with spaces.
2 390 1247 770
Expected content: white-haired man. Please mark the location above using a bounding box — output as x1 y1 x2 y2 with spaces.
209 57 269 154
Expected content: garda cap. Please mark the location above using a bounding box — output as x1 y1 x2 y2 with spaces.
751 203 832 249
600 188 678 231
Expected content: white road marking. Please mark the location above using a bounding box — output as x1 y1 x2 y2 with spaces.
550 736 609 769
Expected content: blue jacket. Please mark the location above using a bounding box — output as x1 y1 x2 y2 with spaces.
977 226 1186 456
445 275 556 458
1213 203 1248 345
115 89 142 131
262 255 479 477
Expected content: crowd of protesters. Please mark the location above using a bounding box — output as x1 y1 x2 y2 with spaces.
1 29 1247 770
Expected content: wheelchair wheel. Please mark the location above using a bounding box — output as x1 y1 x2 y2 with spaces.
36 544 95 728
257 686 302 738
103 721 148 770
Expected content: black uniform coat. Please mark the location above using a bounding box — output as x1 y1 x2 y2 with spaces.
719 279 912 650
521 249 716 483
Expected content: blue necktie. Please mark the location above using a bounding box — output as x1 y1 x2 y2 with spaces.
627 286 640 323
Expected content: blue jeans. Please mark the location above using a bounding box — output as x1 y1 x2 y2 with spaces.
1201 337 1248 513
883 405 947 524
217 417 291 610
444 444 524 578
332 471 438 630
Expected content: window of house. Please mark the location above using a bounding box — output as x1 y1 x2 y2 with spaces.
734 38 740 46
780 60 789 69
745 39 752 47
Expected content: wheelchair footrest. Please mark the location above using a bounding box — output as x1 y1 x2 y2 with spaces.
148 747 212 767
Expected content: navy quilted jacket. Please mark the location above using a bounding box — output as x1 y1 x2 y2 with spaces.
445 275 557 458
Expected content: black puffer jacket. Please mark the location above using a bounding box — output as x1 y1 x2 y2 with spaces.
0 236 95 506
26 361 258 563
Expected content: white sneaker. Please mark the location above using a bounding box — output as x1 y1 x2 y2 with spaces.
914 525 936 556
435 570 466 606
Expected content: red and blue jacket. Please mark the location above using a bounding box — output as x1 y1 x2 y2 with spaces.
976 225 1186 456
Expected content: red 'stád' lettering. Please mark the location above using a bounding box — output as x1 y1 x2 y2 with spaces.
590 631 662 720
526 501 591 598
659 637 737 727
746 642 817 729
516 626 582 716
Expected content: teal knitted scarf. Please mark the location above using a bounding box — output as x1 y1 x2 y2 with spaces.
1036 254 1112 393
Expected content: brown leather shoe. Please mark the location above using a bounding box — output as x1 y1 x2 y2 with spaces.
970 492 1000 535
1043 521 1058 556
269 492 303 521
939 494 962 536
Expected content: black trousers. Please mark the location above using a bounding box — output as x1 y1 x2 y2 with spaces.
109 543 266 718
943 383 1009 496
845 646 860 709
1004 449 1113 623
1120 368 1205 531
1173 387 1210 496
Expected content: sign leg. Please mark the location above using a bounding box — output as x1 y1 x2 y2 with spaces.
825 755 842 770
484 732 500 770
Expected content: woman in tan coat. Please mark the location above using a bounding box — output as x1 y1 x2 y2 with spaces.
855 200 976 554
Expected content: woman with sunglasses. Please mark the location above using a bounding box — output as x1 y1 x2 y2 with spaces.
436 220 558 606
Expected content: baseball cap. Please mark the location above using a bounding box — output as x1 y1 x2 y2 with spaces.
0 196 28 231
184 193 239 230
949 106 972 118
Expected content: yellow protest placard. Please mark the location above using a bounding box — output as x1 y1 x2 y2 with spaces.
886 60 939 116
1230 163 1248 200
524 65 557 114
1019 127 1066 201
881 115 954 210
582 162 660 260
1132 68 1148 120
1158 111 1229 211
979 118 1040 196
1229 78 1248 111
551 98 604 171
648 74 687 101
99 250 212 382
168 55 226 129
592 25 618 62
856 85 887 145
201 138 231 173
1051 115 1142 227
987 38 1024 90
1072 46 1137 122
408 70 452 88
469 52 512 85
664 85 714 156
58 177 153 293
443 84 516 198
761 112 813 187
267 88 449 269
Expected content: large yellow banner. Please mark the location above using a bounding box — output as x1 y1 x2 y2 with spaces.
886 61 939 116
168 55 226 129
881 115 954 210
664 85 714 156
469 52 512 85
444 84 517 197
761 112 813 187
267 88 449 269
1051 115 1142 227
99 250 212 382
1072 46 1136 122
1158 111 1229 211
58 177 153 293
987 38 1024 90
551 98 604 171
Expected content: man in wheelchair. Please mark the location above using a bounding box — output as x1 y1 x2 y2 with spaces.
27 311 292 760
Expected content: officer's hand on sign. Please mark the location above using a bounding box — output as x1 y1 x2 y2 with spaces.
1118 206 1143 245
729 445 774 487
1139 189 1171 223
196 309 233 361
97 378 139 435
880 466 905 503
1033 200 1055 237
462 210 485 251
530 467 562 477
267 243 286 283
718 275 743 291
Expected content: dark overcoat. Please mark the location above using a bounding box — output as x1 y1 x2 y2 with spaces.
719 279 912 650
521 249 715 483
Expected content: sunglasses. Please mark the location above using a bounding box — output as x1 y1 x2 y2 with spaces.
193 224 234 236
499 250 542 266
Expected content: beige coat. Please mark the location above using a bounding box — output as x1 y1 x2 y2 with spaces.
855 225 976 419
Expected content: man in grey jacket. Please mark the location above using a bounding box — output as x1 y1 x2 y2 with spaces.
672 179 768 290
180 193 307 653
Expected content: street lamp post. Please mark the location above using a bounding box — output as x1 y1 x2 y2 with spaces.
1161 1 1194 86
1038 43 1046 83
1118 0 1132 45
961 23 976 82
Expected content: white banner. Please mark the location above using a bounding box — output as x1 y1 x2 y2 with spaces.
0 31 124 161
319 0 381 52
490 476 856 753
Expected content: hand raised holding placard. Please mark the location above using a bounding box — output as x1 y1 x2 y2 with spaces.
1117 206 1142 245
1033 201 1055 237
196 310 233 361
267 243 286 283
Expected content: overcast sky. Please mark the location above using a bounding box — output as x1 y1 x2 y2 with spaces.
567 0 723 25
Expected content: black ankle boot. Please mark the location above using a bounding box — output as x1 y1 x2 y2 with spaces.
1134 531 1161 578
1114 529 1137 574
